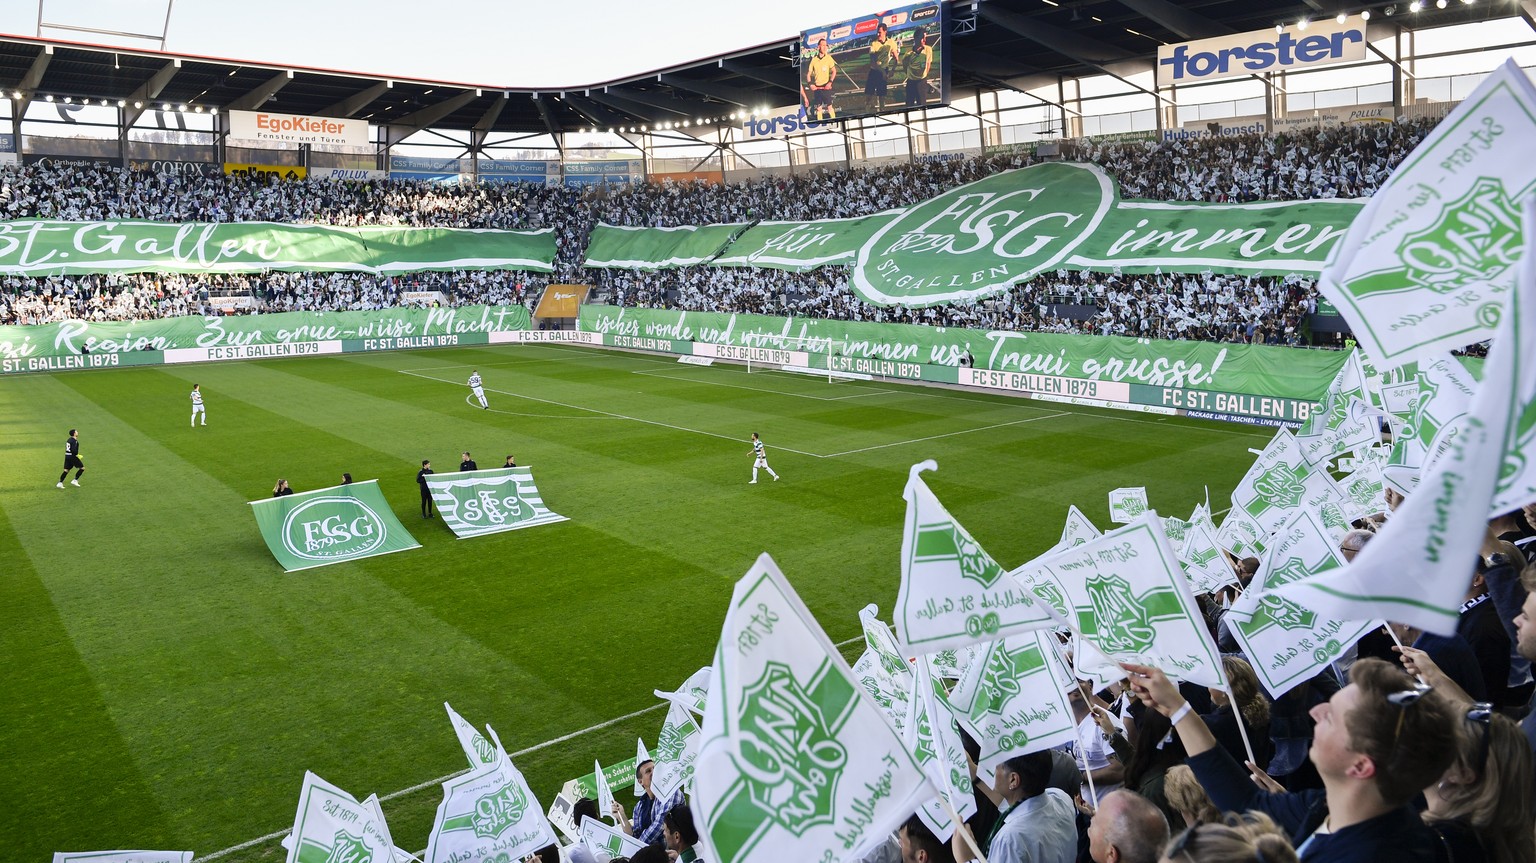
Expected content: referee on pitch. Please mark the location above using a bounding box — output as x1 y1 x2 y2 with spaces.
57 428 85 488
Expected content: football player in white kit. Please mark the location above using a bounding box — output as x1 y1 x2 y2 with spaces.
190 383 207 427
468 370 488 409
749 432 780 484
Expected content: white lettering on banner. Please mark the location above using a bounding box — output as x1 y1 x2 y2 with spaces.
227 109 370 147
361 335 460 351
741 105 835 140
488 330 602 345
3 352 123 373
961 367 1131 401
163 341 343 363
1157 18 1367 86
693 343 812 366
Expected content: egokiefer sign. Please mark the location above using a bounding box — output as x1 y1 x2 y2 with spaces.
228 109 370 147
1157 17 1367 87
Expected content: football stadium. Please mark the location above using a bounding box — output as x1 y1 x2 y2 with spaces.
3 2 1536 862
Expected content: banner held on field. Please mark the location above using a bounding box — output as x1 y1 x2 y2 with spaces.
424 466 567 539
249 480 421 572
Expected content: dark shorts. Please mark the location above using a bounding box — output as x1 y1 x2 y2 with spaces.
811 88 834 109
63 455 84 470
865 68 888 97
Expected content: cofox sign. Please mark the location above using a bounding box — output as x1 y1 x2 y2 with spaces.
1157 17 1367 87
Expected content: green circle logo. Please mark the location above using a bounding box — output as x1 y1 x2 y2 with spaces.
852 162 1114 305
281 496 388 561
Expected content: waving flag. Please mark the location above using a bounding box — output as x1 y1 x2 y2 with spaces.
946 631 1078 776
695 553 933 863
1227 509 1383 697
1014 515 1226 687
897 461 1058 653
1277 198 1532 634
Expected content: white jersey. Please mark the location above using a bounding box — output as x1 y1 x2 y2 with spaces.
468 373 483 390
190 389 204 406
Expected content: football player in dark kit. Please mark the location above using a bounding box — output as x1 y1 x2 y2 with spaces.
460 451 477 472
57 428 85 488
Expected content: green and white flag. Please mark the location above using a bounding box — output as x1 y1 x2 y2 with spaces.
651 699 702 801
1061 505 1102 547
904 659 977 842
855 605 914 732
1215 507 1268 559
580 816 648 861
695 553 934 863
853 647 911 734
1335 454 1389 522
1490 202 1536 514
249 480 421 572
1319 60 1536 366
424 467 567 539
284 772 403 863
633 739 650 796
423 743 556 863
1383 354 1478 495
0 220 557 276
654 666 711 715
946 631 1078 776
1296 351 1379 467
51 847 192 853
1013 515 1227 687
1227 509 1383 697
559 759 638 804
1178 519 1237 596
1108 487 1149 524
593 759 616 821
896 461 1060 653
1230 430 1343 535
444 702 498 768
1278 208 1527 634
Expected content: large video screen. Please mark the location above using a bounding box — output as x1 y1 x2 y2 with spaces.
799 3 949 123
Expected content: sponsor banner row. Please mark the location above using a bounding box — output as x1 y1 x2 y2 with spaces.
578 305 1333 425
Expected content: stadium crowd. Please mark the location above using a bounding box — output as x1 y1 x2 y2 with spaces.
0 119 1441 343
535 491 1536 863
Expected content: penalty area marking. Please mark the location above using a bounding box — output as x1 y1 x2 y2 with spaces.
198 635 867 861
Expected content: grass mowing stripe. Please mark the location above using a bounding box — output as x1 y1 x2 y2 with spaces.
0 493 176 851
1 346 1262 861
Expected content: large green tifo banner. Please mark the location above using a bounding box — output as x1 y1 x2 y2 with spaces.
0 304 531 373
249 480 421 572
424 467 568 538
0 220 557 275
579 305 1346 425
583 162 1364 306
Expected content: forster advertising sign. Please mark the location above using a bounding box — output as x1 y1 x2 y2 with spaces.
228 109 371 147
1157 17 1367 87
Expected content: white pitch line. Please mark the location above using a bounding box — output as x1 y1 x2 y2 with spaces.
402 368 832 459
199 635 867 861
630 368 898 402
821 412 1071 457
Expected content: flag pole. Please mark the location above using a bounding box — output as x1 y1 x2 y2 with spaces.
939 794 990 863
1382 624 1427 684
1082 755 1100 811
1220 682 1259 768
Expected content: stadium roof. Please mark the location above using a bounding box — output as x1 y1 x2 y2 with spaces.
0 0 1518 139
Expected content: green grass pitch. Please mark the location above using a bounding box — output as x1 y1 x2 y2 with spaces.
0 342 1268 860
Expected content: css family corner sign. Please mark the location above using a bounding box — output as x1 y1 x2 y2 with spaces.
1157 17 1368 87
228 109 371 148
